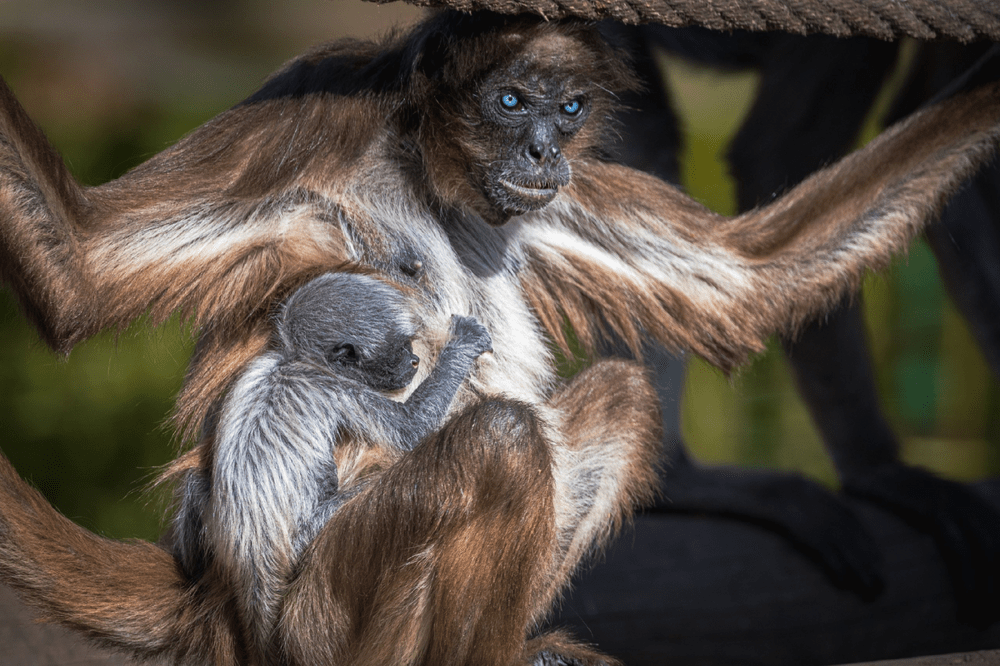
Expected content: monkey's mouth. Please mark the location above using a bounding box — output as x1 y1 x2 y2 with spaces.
499 179 559 206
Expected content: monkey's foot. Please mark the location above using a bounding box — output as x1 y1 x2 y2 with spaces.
843 463 1000 628
649 463 885 599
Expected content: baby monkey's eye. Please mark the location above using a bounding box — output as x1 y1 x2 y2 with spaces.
561 100 582 115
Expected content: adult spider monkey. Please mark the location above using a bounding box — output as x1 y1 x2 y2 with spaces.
1 10 1000 665
592 25 1000 627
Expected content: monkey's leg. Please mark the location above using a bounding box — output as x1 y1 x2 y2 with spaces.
915 162 1000 626
810 43 1000 627
540 359 663 610
521 359 662 666
926 161 1000 376
721 32 898 597
682 31 891 596
280 363 661 666
893 43 1000 378
281 400 559 666
0 447 244 665
784 300 1000 627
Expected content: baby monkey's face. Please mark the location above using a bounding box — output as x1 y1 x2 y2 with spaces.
326 330 420 393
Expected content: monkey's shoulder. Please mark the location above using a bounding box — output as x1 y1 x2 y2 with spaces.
229 355 375 413
246 32 415 105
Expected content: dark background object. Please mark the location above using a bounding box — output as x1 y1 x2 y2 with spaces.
553 481 1000 665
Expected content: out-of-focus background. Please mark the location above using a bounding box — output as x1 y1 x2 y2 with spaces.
1 0 997 543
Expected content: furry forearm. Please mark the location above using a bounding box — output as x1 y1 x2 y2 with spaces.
398 317 491 448
522 82 1000 374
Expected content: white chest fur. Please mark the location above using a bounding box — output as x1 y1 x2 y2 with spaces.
340 204 557 412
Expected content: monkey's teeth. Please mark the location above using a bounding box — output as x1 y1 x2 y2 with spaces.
501 179 557 200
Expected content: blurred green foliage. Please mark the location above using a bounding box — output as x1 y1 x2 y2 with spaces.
0 9 997 545
664 52 1000 486
0 93 205 540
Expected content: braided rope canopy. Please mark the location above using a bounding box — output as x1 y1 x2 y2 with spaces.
368 0 1000 41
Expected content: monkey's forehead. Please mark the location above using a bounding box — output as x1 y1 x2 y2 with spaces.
479 68 587 99
516 32 601 68
480 34 603 92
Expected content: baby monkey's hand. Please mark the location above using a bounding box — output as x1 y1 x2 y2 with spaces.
449 315 493 357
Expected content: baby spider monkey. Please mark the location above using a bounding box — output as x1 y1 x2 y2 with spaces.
173 272 493 652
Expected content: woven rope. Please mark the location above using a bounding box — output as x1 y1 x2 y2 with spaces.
369 0 1000 41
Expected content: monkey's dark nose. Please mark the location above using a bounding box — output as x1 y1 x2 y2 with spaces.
528 142 560 165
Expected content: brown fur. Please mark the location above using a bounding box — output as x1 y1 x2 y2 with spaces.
1 10 999 665
2 361 660 665
0 449 246 664
279 369 659 666
281 400 558 666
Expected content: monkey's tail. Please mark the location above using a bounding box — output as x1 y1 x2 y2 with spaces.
0 449 244 664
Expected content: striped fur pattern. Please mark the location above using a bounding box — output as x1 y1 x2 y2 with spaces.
0 9 999 665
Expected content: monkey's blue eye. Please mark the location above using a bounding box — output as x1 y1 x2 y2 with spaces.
562 100 581 115
500 93 520 109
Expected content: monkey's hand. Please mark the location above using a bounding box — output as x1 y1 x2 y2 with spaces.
397 316 492 441
448 315 493 357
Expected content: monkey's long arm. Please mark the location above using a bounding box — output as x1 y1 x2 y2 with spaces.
520 82 1000 373
389 315 492 448
0 77 357 354
0 448 241 664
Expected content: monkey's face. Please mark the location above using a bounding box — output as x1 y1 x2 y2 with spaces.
477 67 590 222
418 20 635 226
280 273 421 392
327 334 420 393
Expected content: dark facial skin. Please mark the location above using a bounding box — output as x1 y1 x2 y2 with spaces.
326 332 420 392
478 71 591 221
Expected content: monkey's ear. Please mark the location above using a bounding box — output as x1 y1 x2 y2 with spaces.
327 344 358 364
